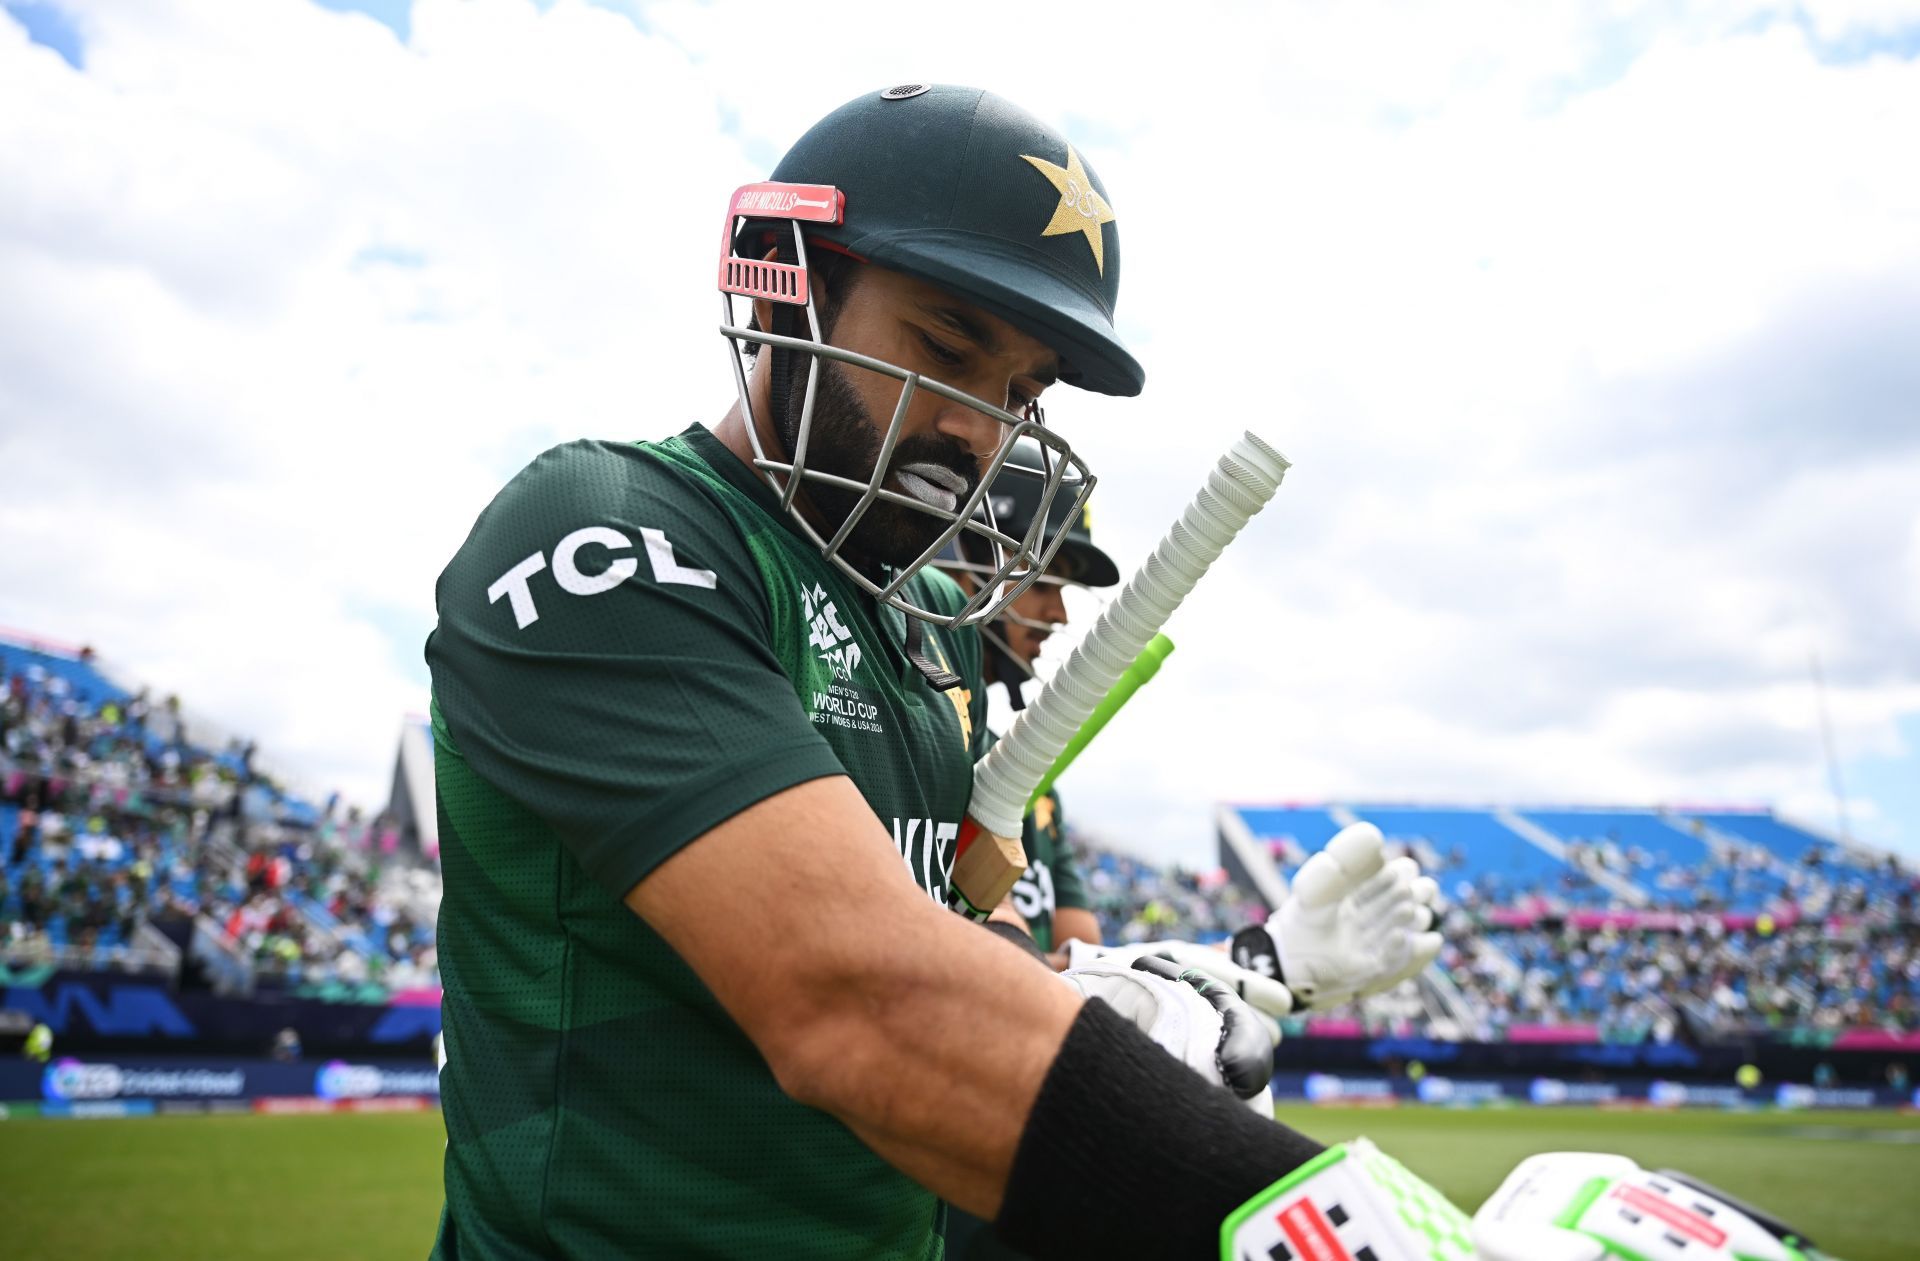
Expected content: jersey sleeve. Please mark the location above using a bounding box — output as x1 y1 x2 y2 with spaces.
426 439 846 899
1047 791 1092 911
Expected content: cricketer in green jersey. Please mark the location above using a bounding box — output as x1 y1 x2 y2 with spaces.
937 452 1114 1261
934 441 1115 962
424 83 1316 1261
418 80 1820 1261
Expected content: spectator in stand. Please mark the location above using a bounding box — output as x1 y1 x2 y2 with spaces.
3 640 438 987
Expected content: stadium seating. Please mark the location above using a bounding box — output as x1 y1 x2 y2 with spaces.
1691 810 1825 861
8 625 1914 1040
1348 805 1587 905
2 632 435 987
1231 805 1346 860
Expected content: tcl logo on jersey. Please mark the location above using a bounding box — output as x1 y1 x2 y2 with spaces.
800 583 862 681
487 526 716 630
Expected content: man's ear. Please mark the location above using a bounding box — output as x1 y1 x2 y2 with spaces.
753 244 846 337
750 245 780 338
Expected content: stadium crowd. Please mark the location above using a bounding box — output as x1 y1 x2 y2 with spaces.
0 642 436 991
1437 920 1920 1036
6 634 1916 1037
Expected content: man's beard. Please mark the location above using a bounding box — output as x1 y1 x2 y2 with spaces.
776 352 983 570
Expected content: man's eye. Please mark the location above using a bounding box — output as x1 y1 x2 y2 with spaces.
918 332 962 367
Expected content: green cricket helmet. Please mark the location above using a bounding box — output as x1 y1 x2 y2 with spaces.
942 436 1120 589
935 436 1119 702
717 84 1137 628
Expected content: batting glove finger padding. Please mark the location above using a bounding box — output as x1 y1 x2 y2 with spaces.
1472 1151 1839 1261
1060 953 1276 1116
1126 954 1274 1104
1242 822 1444 1009
1064 937 1296 1021
1289 821 1385 910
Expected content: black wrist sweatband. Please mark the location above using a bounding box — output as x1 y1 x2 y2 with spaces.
995 998 1325 1261
982 919 1050 968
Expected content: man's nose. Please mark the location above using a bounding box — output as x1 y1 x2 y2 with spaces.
932 400 1002 463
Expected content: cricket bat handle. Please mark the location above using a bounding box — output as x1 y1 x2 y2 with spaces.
947 432 1291 921
1024 633 1174 812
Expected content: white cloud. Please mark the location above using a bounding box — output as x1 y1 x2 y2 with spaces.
2 0 1916 863
2 0 753 801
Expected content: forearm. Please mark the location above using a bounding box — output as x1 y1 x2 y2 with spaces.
628 776 1081 1217
628 775 1321 1242
790 906 1084 1217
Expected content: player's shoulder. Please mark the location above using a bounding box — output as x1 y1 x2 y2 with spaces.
453 432 749 565
486 434 720 518
434 430 773 631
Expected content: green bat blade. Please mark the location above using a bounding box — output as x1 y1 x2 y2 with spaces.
1025 633 1174 810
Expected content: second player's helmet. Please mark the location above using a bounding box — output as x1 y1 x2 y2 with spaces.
938 435 1120 702
718 83 1142 626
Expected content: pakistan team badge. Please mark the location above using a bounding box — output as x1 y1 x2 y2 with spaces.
1019 145 1117 274
801 583 884 734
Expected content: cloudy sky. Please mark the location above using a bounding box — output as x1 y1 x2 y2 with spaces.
3 0 1917 866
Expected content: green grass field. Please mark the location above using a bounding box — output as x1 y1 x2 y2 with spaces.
0 1105 1915 1259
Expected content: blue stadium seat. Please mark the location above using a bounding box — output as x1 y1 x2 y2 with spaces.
1347 806 1572 902
1688 812 1822 862
1231 806 1343 867
1520 809 1712 867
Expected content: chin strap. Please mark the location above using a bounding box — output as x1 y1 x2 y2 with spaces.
902 616 963 692
766 240 798 465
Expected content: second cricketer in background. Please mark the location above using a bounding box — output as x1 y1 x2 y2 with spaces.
940 448 1432 1260
941 445 1448 1024
937 440 1117 967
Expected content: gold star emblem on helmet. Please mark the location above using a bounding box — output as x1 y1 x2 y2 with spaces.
1020 145 1116 275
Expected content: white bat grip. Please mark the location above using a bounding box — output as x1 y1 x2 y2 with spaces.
969 431 1291 837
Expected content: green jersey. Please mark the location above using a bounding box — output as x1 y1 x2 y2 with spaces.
426 425 986 1260
939 783 1091 1261
1004 786 1091 953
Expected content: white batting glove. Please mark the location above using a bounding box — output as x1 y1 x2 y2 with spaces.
1230 821 1442 1009
1473 1152 1844 1261
1060 954 1275 1116
1221 1138 1476 1260
1064 937 1294 1034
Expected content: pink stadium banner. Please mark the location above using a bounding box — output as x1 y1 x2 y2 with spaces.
386 987 445 1008
1831 1030 1920 1051
1505 1024 1603 1044
1483 907 1812 932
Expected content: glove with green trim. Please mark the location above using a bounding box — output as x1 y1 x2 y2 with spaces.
1219 1143 1849 1261
1221 1139 1477 1261
1472 1151 1846 1261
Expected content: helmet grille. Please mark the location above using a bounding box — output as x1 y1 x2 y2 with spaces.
721 257 807 304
